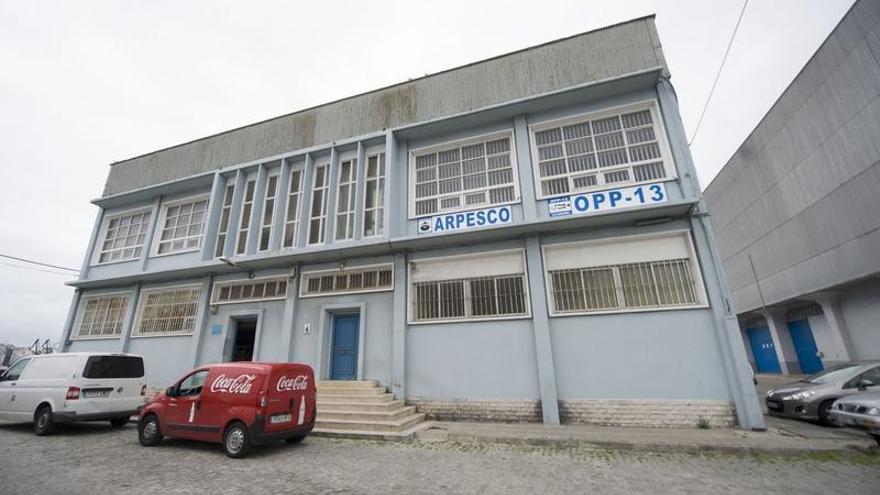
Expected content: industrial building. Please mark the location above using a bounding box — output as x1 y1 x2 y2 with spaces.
62 16 763 429
704 0 880 376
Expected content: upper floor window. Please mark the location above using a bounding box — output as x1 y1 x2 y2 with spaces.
236 179 256 254
530 101 675 199
363 153 385 237
95 209 151 264
132 285 201 337
215 183 235 257
72 292 131 339
259 174 279 251
543 232 705 316
308 163 330 245
155 196 209 255
410 132 519 218
282 168 304 248
335 159 356 241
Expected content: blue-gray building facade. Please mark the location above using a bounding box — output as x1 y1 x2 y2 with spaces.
63 17 763 429
704 0 880 377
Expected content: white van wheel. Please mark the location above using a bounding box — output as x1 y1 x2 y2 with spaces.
33 405 55 436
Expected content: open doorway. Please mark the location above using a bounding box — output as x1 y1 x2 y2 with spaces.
230 318 257 362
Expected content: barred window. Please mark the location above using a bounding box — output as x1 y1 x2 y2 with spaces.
544 233 704 315
97 210 151 264
259 174 279 251
301 265 393 297
133 286 201 337
336 159 356 241
157 197 209 255
282 168 304 248
215 183 235 257
72 293 131 338
308 164 330 245
412 133 519 217
212 276 288 305
363 153 385 237
532 103 672 198
236 179 256 254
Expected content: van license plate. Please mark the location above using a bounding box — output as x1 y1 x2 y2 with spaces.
82 390 109 398
270 413 292 424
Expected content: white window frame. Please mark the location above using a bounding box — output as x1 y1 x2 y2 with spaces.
407 249 531 325
528 100 678 200
362 152 386 238
131 283 202 338
307 162 331 245
335 157 357 241
299 263 394 298
214 181 236 258
258 173 280 252
408 130 521 219
282 165 305 249
91 206 153 266
151 193 210 257
70 291 132 340
541 230 708 317
211 275 289 305
235 177 257 255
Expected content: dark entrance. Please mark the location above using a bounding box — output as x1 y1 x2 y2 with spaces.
231 319 256 362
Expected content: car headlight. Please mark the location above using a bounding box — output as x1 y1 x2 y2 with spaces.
782 390 816 401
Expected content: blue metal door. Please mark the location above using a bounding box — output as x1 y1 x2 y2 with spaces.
787 319 823 374
747 326 781 374
330 314 359 380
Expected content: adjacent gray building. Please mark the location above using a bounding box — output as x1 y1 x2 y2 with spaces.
704 0 880 376
63 16 764 429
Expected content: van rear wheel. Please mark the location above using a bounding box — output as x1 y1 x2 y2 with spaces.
285 435 305 445
33 405 55 436
110 416 130 428
138 414 163 446
223 421 251 458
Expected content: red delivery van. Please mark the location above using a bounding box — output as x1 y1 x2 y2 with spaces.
137 362 316 458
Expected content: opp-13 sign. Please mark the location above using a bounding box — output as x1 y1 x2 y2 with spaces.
548 182 668 217
418 205 512 235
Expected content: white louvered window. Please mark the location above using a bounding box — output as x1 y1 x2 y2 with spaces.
301 265 393 297
531 102 673 198
308 164 330 245
411 133 519 217
215 183 235 257
212 276 288 305
544 233 705 315
96 210 151 264
156 196 209 255
283 168 304 248
259 175 279 251
236 179 256 254
336 159 356 241
133 285 201 337
409 250 529 323
363 153 385 237
72 293 131 338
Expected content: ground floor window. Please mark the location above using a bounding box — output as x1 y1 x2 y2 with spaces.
300 264 393 297
409 250 529 323
544 232 705 315
212 276 288 305
72 292 131 339
133 285 201 336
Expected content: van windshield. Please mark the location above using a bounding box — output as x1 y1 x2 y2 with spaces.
82 356 144 379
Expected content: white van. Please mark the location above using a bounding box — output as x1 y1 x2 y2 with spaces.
0 352 148 435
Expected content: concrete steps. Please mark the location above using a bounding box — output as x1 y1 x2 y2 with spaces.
313 380 428 439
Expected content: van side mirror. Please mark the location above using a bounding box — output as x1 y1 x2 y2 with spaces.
857 379 874 391
165 386 176 397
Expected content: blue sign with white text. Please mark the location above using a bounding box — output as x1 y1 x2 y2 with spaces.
548 182 668 217
418 205 513 234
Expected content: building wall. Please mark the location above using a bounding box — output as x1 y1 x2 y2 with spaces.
840 278 880 360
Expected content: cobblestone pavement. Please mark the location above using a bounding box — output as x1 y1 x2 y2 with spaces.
1 422 879 495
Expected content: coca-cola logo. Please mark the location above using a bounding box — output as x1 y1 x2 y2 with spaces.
276 375 309 392
210 374 257 394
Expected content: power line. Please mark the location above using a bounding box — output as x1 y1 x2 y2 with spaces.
689 0 749 146
0 253 79 272
0 261 77 277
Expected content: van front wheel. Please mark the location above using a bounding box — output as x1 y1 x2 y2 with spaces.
138 414 163 446
33 405 55 436
223 421 251 458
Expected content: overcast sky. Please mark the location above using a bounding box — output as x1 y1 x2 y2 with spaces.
0 0 855 347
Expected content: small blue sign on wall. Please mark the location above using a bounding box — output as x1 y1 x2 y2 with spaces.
548 196 573 217
210 324 223 336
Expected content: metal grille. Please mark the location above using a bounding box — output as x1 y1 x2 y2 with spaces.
549 259 698 314
259 175 279 251
212 276 288 305
302 265 393 296
743 315 768 329
336 159 356 240
215 183 235 257
785 304 823 322
533 107 669 197
158 197 208 255
363 153 386 237
308 164 330 245
283 169 303 248
413 274 527 322
134 286 201 336
236 180 256 254
413 136 516 216
98 210 151 263
74 294 130 338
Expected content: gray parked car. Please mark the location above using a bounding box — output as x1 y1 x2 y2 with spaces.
829 391 880 444
764 361 880 425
